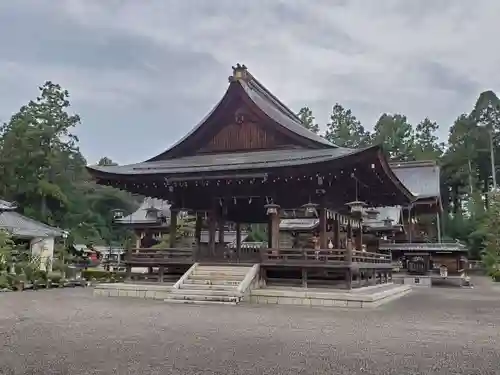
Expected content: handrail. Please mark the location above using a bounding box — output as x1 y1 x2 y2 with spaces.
261 248 391 264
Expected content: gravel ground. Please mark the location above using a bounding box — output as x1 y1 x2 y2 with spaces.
1 277 499 375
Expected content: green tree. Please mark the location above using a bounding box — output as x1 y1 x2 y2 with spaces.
413 118 444 161
482 192 500 276
0 82 139 246
297 107 320 134
372 114 415 161
324 104 371 148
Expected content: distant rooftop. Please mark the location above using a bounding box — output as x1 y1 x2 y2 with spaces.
390 160 440 200
0 199 63 238
114 198 170 226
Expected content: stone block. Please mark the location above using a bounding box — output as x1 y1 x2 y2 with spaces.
322 299 334 307
127 290 137 298
310 298 324 306
265 296 278 304
346 300 362 308
333 300 348 307
145 290 156 299
109 289 119 297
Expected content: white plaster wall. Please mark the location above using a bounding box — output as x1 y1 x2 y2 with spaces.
30 237 55 271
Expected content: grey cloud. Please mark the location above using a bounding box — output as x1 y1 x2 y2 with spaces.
419 61 479 93
0 0 498 163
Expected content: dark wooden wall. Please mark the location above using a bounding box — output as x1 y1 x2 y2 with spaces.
198 121 289 153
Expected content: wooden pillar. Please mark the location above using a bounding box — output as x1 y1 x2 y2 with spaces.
436 212 442 243
169 210 178 248
218 217 225 249
347 221 353 243
302 268 308 288
345 268 352 290
236 222 242 260
319 207 327 249
135 231 141 249
333 214 340 249
208 209 217 256
270 210 280 249
158 266 164 283
355 222 363 251
195 213 202 259
267 220 272 248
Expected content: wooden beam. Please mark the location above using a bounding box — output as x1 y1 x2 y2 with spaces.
236 222 242 260
319 206 327 249
208 208 217 256
333 214 341 249
169 210 178 248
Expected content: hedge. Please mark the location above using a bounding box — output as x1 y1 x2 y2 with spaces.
81 269 126 282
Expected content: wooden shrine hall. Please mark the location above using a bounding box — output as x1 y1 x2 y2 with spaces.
87 64 418 291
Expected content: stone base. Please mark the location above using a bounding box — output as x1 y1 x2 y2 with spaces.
94 282 173 300
402 276 432 287
249 284 412 308
94 282 411 308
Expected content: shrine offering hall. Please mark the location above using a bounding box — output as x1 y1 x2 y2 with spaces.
88 64 464 306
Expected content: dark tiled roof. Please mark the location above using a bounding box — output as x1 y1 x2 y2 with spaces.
114 198 170 225
379 242 466 252
241 78 334 147
363 206 402 228
89 147 361 176
146 66 334 162
0 210 63 238
279 218 319 231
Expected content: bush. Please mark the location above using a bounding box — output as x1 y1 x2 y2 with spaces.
490 269 500 282
81 269 126 282
0 272 10 290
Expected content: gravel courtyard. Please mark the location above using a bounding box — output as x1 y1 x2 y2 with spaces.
1 278 499 375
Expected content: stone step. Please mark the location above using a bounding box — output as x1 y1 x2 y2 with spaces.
196 266 252 271
189 274 245 281
179 283 238 291
163 298 237 306
184 279 242 286
193 268 250 274
165 293 240 303
170 288 242 297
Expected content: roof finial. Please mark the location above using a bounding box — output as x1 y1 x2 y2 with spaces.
229 63 249 82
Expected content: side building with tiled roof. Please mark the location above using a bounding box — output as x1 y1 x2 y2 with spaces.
0 200 64 270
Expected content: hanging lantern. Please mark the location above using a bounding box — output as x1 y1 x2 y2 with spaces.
364 208 379 220
264 203 280 215
345 200 366 217
382 217 393 227
302 202 319 217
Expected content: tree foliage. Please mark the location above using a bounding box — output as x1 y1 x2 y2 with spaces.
0 82 138 246
297 107 320 134
297 90 500 259
324 104 371 148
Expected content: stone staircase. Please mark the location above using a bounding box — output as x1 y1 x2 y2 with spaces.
164 264 257 305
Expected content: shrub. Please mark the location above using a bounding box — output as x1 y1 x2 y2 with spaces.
490 269 500 282
81 269 126 282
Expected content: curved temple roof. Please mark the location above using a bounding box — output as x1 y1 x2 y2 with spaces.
145 64 335 162
87 64 417 207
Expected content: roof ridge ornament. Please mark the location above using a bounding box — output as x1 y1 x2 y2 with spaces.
229 63 250 82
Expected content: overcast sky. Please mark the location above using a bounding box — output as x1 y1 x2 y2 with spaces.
0 0 499 164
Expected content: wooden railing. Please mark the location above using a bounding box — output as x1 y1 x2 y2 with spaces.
261 248 346 265
125 248 195 265
261 248 391 266
125 247 391 267
352 250 391 264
